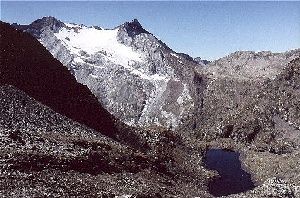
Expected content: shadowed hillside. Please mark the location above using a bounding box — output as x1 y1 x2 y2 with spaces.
0 21 118 138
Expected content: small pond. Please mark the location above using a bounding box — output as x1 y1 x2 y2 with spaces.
203 149 255 197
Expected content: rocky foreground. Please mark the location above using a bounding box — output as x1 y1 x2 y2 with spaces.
1 85 299 197
0 85 211 197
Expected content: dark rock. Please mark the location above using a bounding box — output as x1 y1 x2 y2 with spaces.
122 19 148 37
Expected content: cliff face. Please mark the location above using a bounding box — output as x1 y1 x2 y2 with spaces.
14 17 205 130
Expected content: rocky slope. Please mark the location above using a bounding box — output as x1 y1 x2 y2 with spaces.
194 50 300 198
196 56 300 151
0 21 118 138
206 50 300 80
0 85 214 197
14 16 205 130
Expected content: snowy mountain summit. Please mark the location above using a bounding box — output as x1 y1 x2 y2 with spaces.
56 21 144 66
15 16 204 129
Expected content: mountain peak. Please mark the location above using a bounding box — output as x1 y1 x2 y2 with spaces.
122 18 148 37
38 16 60 22
194 57 211 65
29 16 65 32
130 18 142 27
12 16 66 38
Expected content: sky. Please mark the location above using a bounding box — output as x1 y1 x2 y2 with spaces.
1 1 299 60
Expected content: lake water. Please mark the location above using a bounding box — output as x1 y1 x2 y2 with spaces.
203 149 255 197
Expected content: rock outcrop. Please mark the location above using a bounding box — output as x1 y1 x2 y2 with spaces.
194 57 210 65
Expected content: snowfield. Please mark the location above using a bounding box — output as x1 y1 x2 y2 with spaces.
55 26 144 66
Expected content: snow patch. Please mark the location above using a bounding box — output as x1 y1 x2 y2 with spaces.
137 78 172 127
177 83 192 105
73 57 85 63
131 69 167 82
171 52 180 59
161 110 178 128
124 119 136 126
89 74 99 79
115 195 132 198
65 23 82 28
55 26 144 66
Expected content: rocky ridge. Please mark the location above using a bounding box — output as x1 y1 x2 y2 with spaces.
14 16 204 130
205 50 300 80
